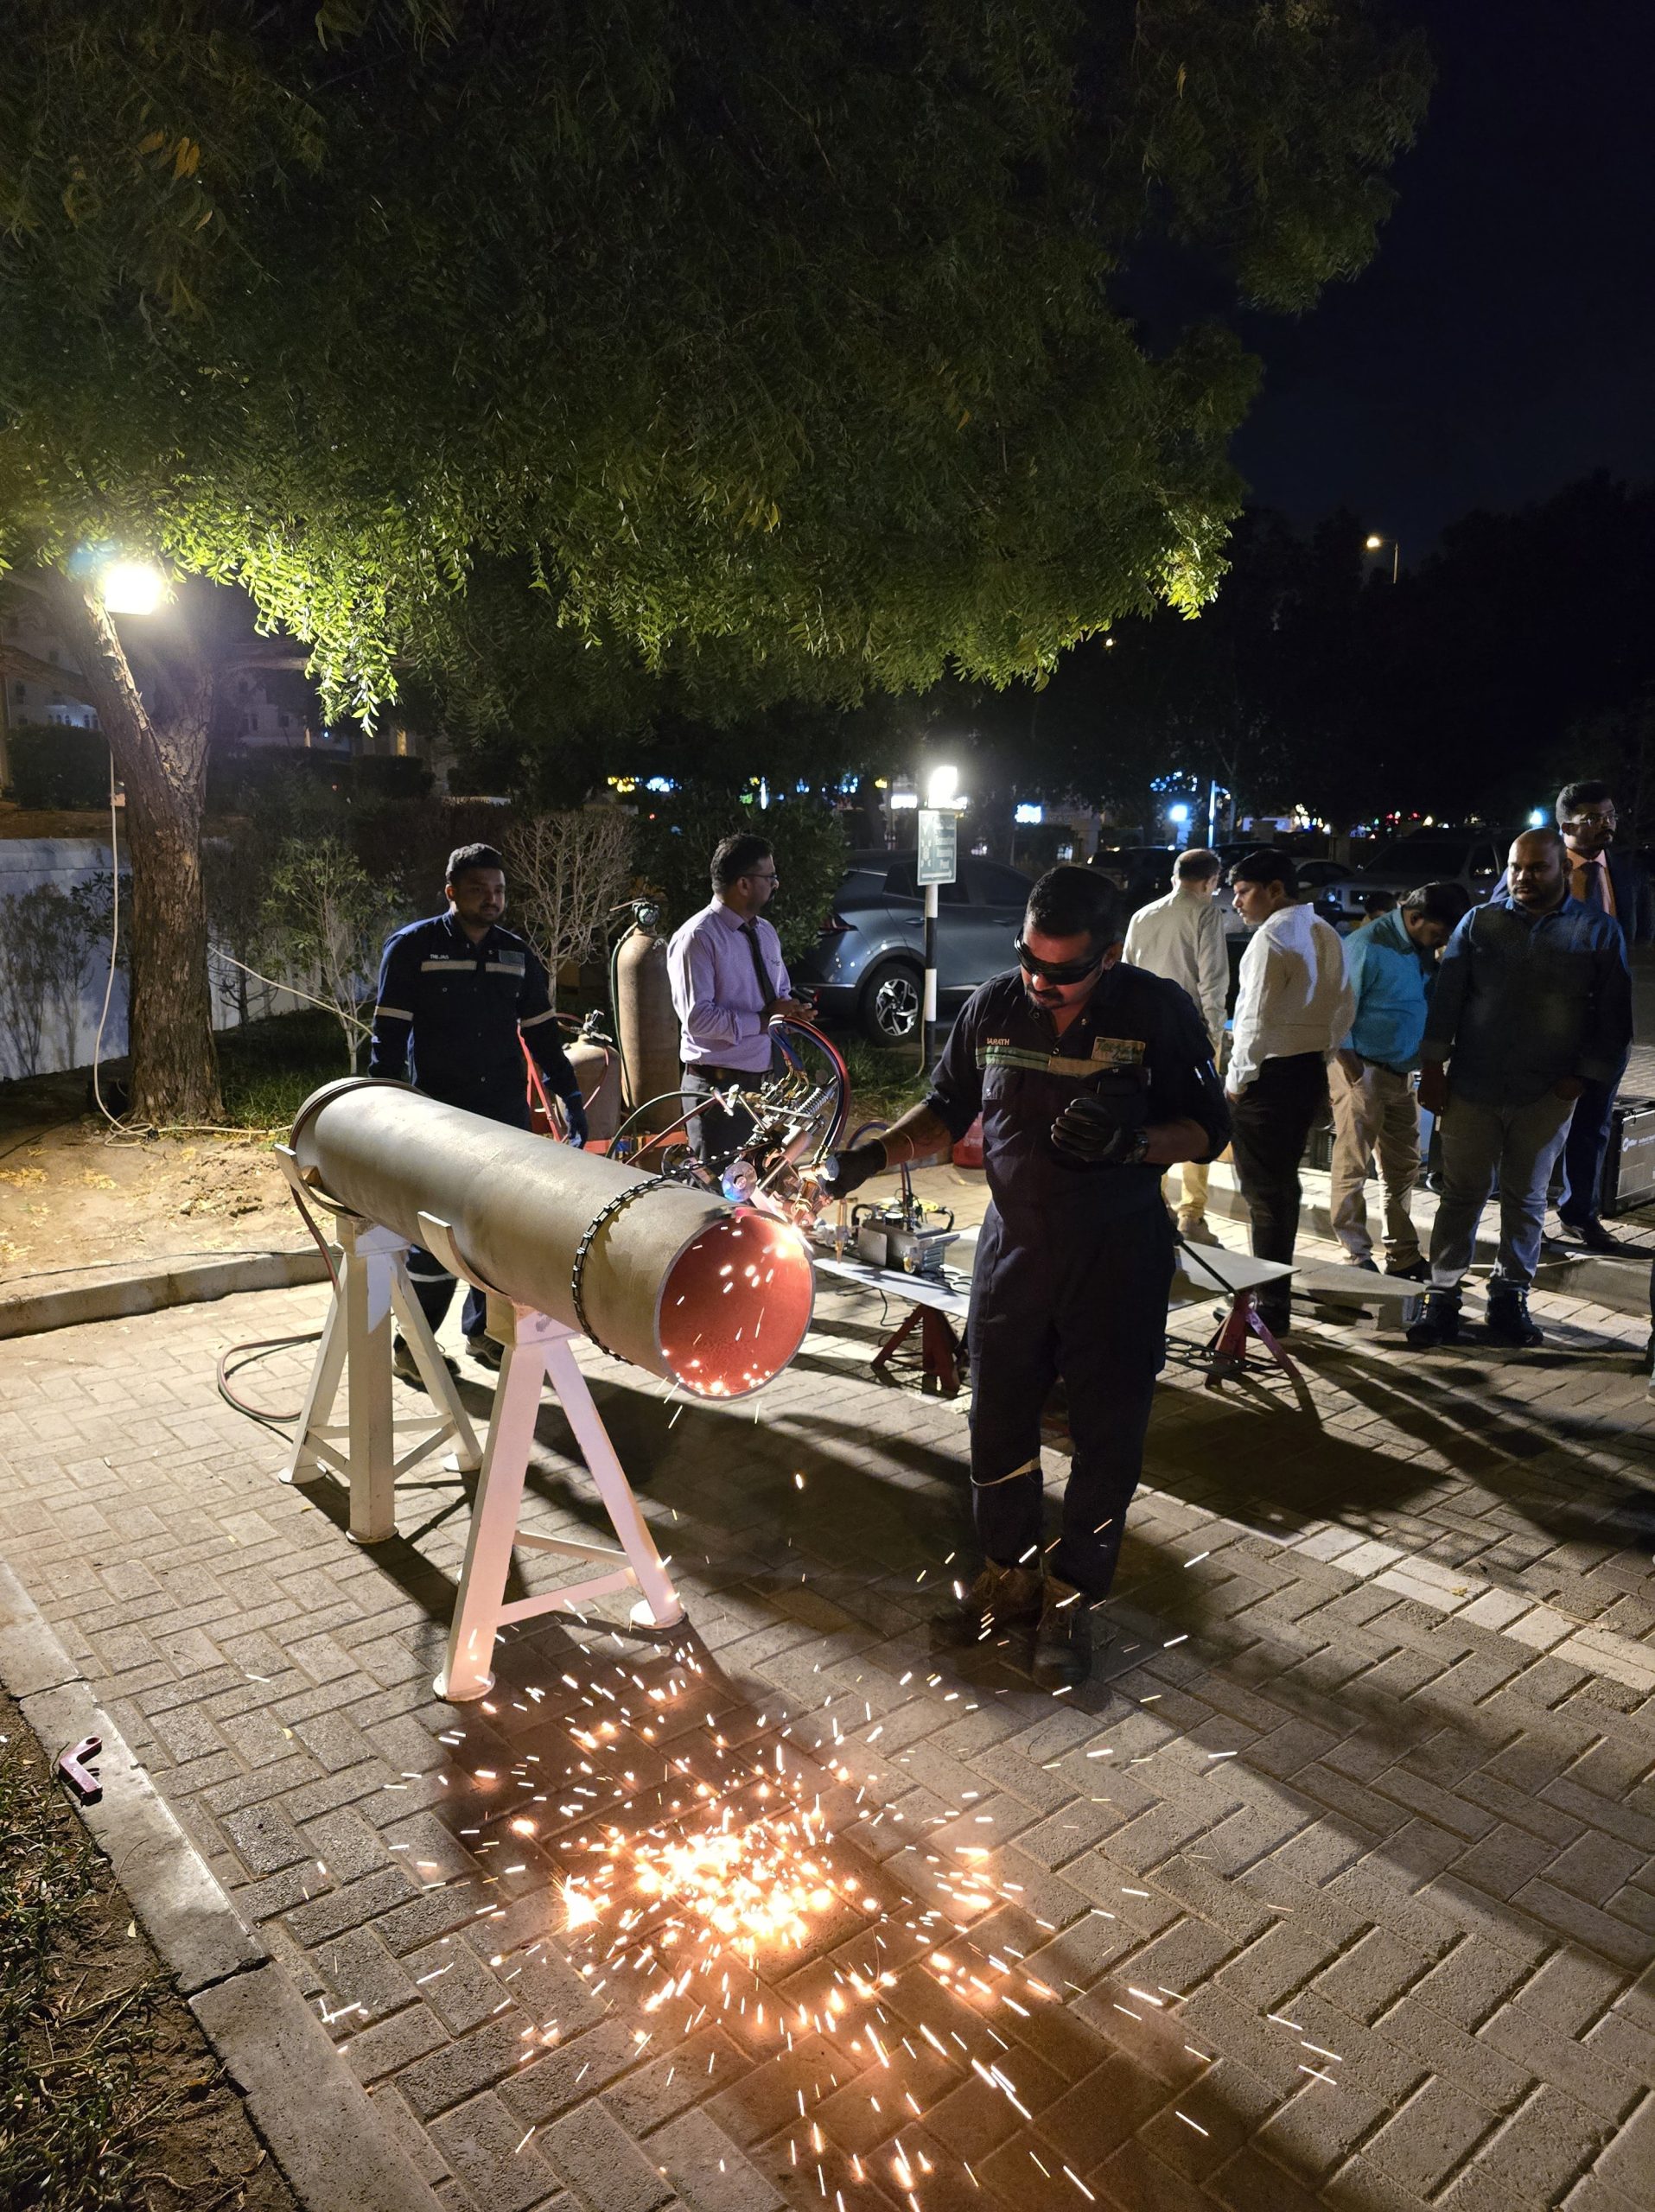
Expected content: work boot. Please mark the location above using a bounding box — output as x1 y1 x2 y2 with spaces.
1178 1217 1219 1246
1032 1576 1092 1691
934 1562 1043 1647
392 1336 458 1389
1405 1287 1461 1349
465 1333 503 1371
1485 1284 1544 1348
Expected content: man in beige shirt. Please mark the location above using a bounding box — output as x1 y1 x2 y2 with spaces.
1123 849 1229 1239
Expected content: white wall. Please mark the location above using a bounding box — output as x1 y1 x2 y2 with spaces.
0 837 307 1081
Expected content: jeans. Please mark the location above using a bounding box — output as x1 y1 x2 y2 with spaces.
1229 1053 1330 1322
1557 1062 1625 1225
1428 1089 1577 1289
1328 1058 1423 1263
967 1204 1174 1600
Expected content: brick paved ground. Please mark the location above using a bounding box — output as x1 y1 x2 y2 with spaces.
1 1215 1653 2212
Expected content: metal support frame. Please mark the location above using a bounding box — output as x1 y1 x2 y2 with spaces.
281 1212 484 1544
1203 1287 1302 1389
871 1300 965 1397
435 1306 684 1703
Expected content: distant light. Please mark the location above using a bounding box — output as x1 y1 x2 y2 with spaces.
101 560 163 614
889 791 919 810
1167 803 1191 826
644 776 674 793
1014 803 1043 826
1528 807 1547 828
1104 636 1117 650
926 764 959 809
1364 534 1384 551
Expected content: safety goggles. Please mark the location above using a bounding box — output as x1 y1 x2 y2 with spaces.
1015 938 1104 987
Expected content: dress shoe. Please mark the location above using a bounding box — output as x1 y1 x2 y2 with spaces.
1384 1255 1431 1282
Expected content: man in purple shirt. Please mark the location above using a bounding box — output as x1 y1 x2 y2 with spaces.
667 833 812 1169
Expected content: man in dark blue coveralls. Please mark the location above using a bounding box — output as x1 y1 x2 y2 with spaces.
369 842 588 1378
818 867 1228 1689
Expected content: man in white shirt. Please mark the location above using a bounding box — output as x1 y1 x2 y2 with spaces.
1226 847 1355 1335
1123 849 1229 1241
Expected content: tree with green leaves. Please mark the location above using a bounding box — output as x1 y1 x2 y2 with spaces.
0 0 1429 1119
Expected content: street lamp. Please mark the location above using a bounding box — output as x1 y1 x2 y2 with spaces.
100 560 164 615
1363 532 1400 585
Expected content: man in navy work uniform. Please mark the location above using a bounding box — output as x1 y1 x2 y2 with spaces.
369 842 588 1376
818 867 1228 1689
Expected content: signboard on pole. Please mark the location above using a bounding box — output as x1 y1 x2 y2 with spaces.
917 808 958 887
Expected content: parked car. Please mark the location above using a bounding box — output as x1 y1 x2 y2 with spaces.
1321 830 1512 926
1091 845 1175 912
792 851 1034 1043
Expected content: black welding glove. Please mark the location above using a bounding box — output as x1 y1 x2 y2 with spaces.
1050 1072 1149 1167
817 1141 888 1199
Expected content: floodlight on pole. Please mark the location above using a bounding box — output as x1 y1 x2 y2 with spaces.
1362 532 1400 584
100 560 164 615
926 763 959 810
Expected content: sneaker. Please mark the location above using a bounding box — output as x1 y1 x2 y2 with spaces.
1178 1217 1220 1246
465 1333 504 1370
933 1562 1043 1647
1342 1255 1381 1273
1384 1255 1431 1281
1032 1576 1092 1690
1405 1288 1462 1349
392 1337 458 1389
1485 1286 1544 1348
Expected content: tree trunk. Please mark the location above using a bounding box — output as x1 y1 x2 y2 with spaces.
40 573 224 1123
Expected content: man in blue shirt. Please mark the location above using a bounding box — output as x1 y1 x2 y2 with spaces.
817 868 1228 1691
369 843 588 1375
1408 830 1631 1351
1329 881 1470 1280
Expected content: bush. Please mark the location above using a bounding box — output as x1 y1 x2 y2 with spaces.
5 723 111 811
632 788 848 963
355 754 434 802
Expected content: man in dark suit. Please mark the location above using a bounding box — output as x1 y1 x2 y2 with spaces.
1549 781 1651 1247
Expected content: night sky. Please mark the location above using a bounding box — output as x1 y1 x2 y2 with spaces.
1232 0 1655 558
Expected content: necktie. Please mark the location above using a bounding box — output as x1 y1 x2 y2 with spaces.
1577 857 1607 911
740 920 773 1008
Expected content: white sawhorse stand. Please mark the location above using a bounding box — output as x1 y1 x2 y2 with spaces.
277 1168 686 1703
281 1212 484 1545
435 1305 685 1703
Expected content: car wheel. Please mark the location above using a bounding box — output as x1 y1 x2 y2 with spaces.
859 960 923 1045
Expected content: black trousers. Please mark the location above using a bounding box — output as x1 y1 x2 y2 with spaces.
967 1203 1174 1600
682 1062 764 1175
1229 1052 1329 1321
1557 1061 1624 1226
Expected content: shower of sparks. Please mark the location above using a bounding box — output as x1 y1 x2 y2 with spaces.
376 1623 1195 2211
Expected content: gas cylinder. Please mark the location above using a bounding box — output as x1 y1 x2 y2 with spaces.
614 911 681 1131
564 1039 622 1145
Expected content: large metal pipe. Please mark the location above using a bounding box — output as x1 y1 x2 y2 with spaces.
290 1080 813 1398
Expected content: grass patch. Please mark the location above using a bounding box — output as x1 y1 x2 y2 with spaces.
837 1036 931 1128
214 1008 353 1131
0 1696 294 2209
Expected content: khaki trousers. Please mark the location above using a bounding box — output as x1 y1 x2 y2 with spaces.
1162 1158 1210 1224
1328 1058 1422 1263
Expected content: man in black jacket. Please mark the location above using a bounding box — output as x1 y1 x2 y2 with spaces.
1550 782 1650 1248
